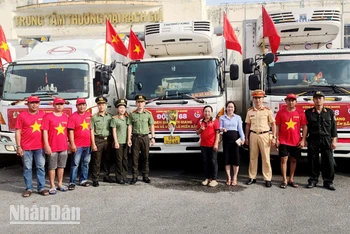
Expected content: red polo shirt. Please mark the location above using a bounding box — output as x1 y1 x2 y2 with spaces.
197 118 220 147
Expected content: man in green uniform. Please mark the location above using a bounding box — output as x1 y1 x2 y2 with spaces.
127 95 155 185
90 96 113 187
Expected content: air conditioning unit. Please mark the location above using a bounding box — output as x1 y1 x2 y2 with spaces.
256 8 341 47
144 21 214 56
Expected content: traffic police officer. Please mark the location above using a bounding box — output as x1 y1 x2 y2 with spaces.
245 90 276 187
90 96 113 187
127 95 155 185
305 91 337 191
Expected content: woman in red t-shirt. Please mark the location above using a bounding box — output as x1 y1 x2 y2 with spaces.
196 106 220 187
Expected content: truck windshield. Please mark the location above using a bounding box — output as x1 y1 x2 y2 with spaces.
2 63 89 100
267 55 350 96
126 59 221 100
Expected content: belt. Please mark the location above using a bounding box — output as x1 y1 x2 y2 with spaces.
132 133 148 137
95 135 109 140
250 130 269 135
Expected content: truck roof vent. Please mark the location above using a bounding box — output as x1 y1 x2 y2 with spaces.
311 9 341 22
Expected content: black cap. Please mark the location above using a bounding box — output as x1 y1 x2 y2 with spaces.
95 96 107 104
135 95 146 102
313 91 325 98
115 98 127 107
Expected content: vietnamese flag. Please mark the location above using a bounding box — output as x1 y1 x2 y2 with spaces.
106 20 128 57
262 6 280 60
128 28 145 60
0 26 12 63
223 13 242 54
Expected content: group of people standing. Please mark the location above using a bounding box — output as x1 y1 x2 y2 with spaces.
16 94 154 197
197 89 337 191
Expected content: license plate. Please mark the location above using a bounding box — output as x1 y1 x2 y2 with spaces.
164 136 180 144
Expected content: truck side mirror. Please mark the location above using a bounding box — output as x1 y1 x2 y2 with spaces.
229 64 239 80
249 74 260 90
243 58 254 74
0 71 4 98
263 53 275 65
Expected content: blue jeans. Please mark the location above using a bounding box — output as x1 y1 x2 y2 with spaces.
69 147 91 184
22 149 46 192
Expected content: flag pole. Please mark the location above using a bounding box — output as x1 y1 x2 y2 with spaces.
261 6 266 54
104 19 107 64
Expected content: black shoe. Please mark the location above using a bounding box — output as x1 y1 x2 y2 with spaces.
306 181 317 188
123 178 129 184
265 181 272 188
103 177 116 183
130 178 138 185
323 183 336 191
92 181 99 187
116 179 125 185
246 178 256 185
143 177 151 183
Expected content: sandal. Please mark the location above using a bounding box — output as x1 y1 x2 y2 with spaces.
80 182 90 187
226 179 231 186
280 182 287 189
231 180 237 186
56 185 68 192
49 188 57 195
68 184 76 190
39 189 49 196
288 181 299 188
22 190 32 197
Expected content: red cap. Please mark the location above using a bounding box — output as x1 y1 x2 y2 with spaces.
27 96 40 103
53 97 65 104
285 93 297 100
76 98 86 105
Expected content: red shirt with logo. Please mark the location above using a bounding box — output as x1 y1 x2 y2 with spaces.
41 112 69 152
67 111 92 148
15 110 46 151
275 108 307 146
197 118 220 147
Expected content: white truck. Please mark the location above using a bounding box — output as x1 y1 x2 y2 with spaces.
241 7 350 158
125 21 239 154
0 39 125 156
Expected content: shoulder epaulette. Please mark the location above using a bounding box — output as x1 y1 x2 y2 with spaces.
112 115 117 119
144 109 151 114
263 106 270 110
247 107 254 111
131 109 137 113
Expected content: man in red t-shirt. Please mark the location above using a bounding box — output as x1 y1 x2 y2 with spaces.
275 93 307 189
67 98 92 190
15 96 48 197
41 97 69 194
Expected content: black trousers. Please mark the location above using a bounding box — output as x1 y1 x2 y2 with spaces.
91 137 112 181
307 136 335 184
201 146 218 180
131 135 150 178
115 144 128 181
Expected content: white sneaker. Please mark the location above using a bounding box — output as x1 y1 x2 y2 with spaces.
208 180 218 187
201 179 210 186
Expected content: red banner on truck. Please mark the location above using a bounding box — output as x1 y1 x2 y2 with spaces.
279 102 350 129
147 107 203 132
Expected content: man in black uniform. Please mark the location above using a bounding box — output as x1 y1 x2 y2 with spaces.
305 91 337 191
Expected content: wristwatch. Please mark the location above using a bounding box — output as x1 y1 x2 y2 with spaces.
272 136 277 139
151 137 155 140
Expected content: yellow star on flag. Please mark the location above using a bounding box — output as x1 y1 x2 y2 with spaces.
80 120 89 131
30 121 41 133
111 35 119 44
133 45 141 55
285 118 297 130
55 123 66 135
0 41 9 52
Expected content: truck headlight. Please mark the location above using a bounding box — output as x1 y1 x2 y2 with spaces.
0 135 12 143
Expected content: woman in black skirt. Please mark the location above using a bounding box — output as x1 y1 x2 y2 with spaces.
219 101 245 186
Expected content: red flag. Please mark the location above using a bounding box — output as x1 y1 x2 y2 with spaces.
106 20 128 57
128 29 145 60
223 13 242 54
262 6 280 60
0 26 12 63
